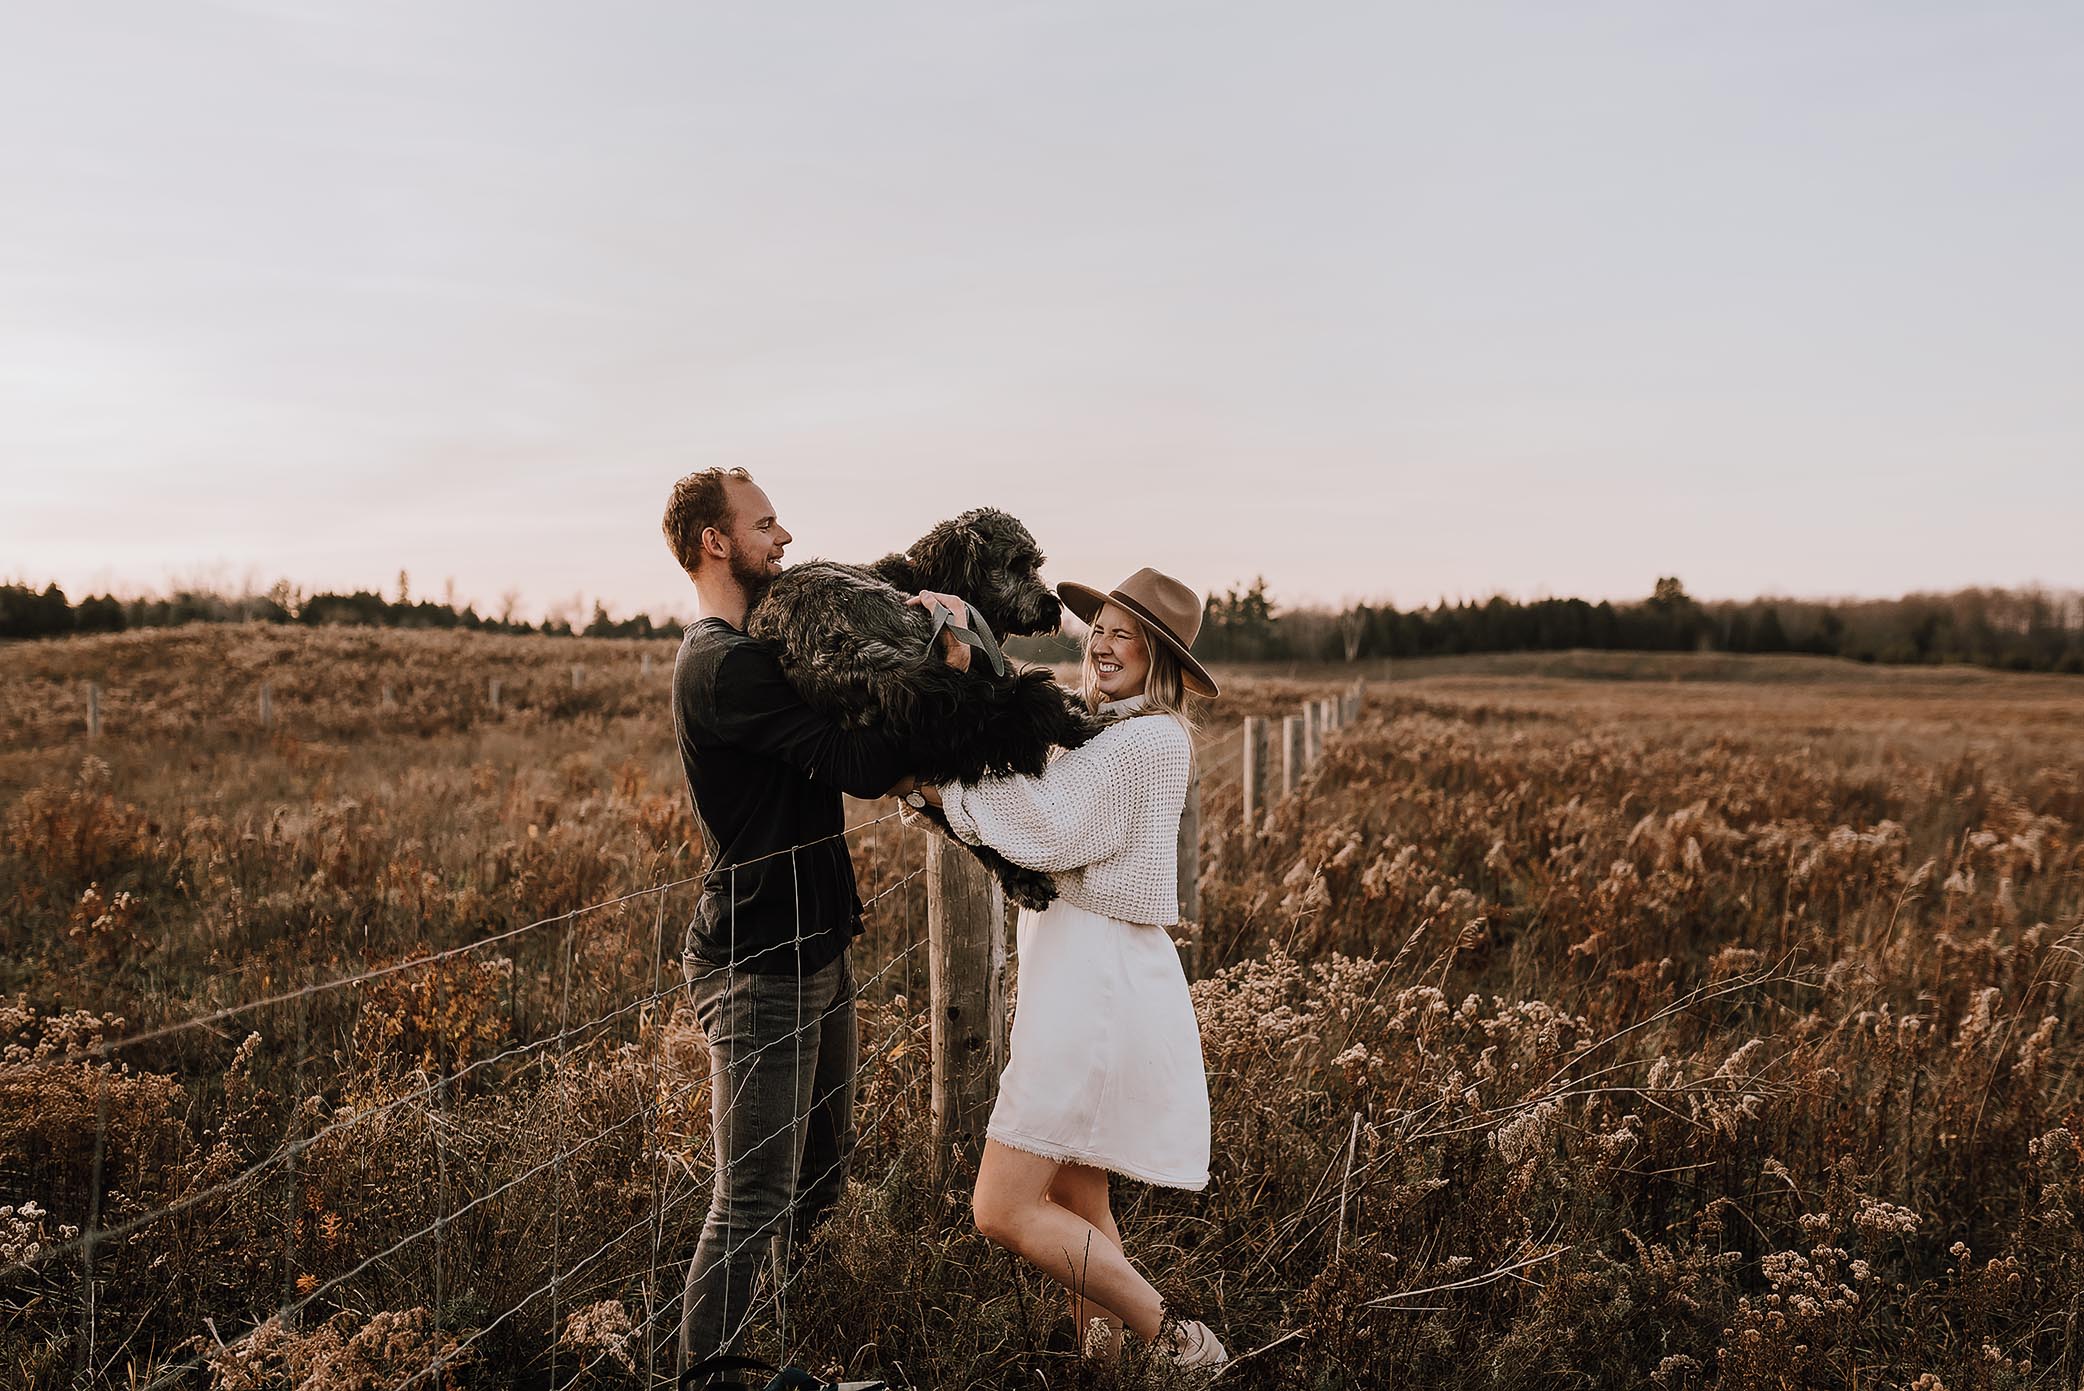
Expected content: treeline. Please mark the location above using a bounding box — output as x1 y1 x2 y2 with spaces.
1199 577 2084 675
7 574 2082 675
0 579 684 642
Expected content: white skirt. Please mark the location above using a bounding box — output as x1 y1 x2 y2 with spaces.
985 897 1211 1190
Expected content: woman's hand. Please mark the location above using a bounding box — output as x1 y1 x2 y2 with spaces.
906 590 973 672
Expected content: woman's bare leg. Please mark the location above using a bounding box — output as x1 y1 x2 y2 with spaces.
972 1140 1164 1340
1046 1162 1124 1353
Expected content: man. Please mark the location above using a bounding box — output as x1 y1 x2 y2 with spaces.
661 466 966 1379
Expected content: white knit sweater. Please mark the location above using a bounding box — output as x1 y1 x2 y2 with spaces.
941 695 1192 926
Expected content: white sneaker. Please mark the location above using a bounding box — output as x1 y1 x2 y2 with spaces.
1156 1318 1229 1369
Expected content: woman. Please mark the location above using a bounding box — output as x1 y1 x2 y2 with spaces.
913 566 1228 1368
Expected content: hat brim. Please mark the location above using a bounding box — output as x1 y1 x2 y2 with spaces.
1056 581 1220 698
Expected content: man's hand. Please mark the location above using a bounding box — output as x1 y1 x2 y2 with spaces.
906 590 973 672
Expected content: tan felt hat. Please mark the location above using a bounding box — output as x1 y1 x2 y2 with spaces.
1057 566 1220 698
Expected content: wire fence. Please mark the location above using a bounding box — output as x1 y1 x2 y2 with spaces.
9 698 1321 1388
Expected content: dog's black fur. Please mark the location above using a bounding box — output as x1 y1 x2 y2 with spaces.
745 508 1101 908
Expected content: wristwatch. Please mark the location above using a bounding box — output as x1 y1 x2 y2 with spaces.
903 791 928 809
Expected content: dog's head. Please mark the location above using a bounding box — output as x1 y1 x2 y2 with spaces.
907 508 1062 637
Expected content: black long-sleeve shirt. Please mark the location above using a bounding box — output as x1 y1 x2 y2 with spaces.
673 616 912 974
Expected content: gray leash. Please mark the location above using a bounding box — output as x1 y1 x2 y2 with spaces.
923 601 1008 677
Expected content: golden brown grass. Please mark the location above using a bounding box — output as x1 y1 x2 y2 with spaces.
2 628 2080 1388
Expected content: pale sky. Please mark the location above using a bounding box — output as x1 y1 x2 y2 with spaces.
5 2 2081 622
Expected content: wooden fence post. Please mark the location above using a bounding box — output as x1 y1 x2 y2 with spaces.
259 681 273 730
641 652 653 678
1305 701 1321 764
1241 715 1266 837
927 839 1008 1182
1176 770 1202 980
381 683 395 710
489 678 502 712
87 682 101 740
1283 714 1306 797
571 664 584 690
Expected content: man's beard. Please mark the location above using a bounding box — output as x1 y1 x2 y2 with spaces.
730 548 777 608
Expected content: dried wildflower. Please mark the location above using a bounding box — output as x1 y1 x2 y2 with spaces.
560 1299 637 1374
1492 1097 1563 1168
1651 1353 1702 1387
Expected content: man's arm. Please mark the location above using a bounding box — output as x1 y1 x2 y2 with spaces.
698 642 914 798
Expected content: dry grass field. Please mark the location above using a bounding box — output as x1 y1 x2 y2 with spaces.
4 627 2081 1389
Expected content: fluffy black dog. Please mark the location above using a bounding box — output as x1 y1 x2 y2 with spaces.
746 507 1101 908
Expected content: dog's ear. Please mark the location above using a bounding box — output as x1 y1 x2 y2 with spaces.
954 507 1030 553
907 516 992 604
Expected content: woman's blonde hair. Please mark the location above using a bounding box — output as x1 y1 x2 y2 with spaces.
1079 609 1200 752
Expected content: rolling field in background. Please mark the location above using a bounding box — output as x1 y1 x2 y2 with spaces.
3 626 2080 1389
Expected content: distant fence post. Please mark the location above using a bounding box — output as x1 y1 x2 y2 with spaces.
1283 714 1306 797
381 683 395 710
571 664 584 690
489 678 502 713
259 681 273 731
927 839 1008 1182
87 682 101 740
1241 715 1267 836
640 652 653 678
1305 701 1321 764
1175 769 1202 980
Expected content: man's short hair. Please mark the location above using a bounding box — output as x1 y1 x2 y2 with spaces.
663 467 754 578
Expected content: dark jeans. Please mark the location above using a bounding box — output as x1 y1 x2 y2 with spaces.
677 948 857 1375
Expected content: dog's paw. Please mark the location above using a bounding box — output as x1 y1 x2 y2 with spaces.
1000 864 1058 911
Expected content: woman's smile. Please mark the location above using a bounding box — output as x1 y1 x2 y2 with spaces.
1087 602 1151 698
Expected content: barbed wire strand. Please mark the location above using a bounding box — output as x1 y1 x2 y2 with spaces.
28 892 720 1269
140 925 962 1391
585 1034 923 1378
476 891 938 1383
398 882 938 1385
643 882 670 1387
87 842 912 1384
41 810 904 1072
410 1005 927 1390
59 877 946 1289
550 909 575 1387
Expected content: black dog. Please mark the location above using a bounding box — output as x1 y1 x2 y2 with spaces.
746 508 1101 908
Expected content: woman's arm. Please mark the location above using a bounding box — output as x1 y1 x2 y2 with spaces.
930 719 1183 874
